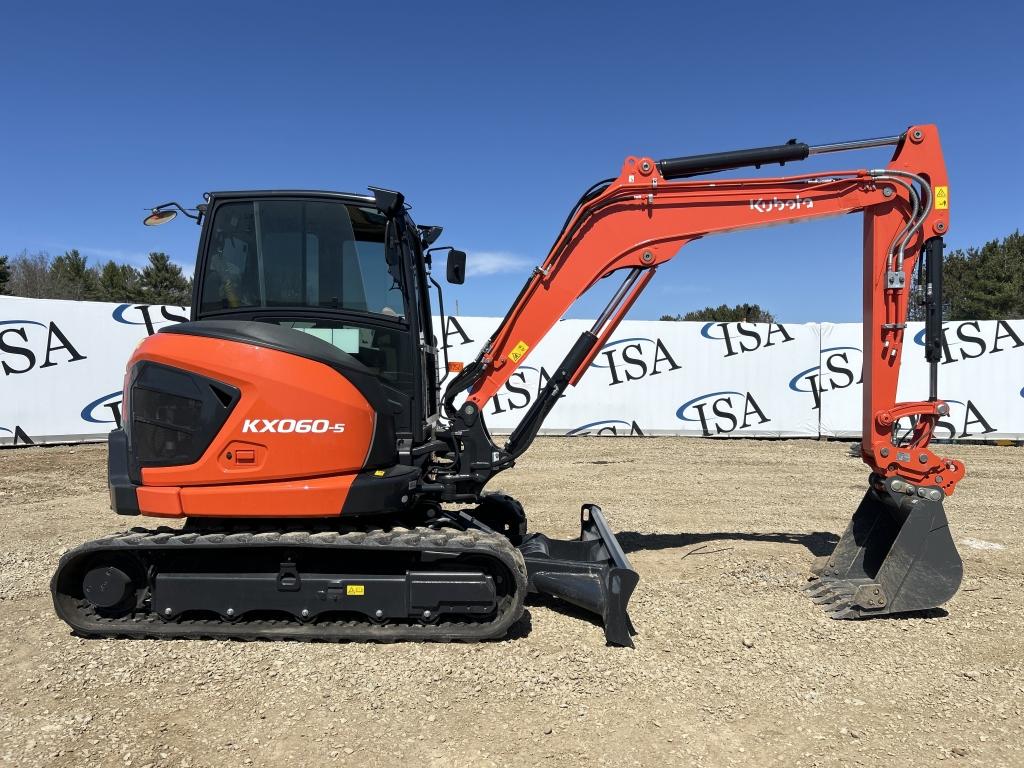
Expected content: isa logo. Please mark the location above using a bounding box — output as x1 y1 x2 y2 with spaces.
913 320 1023 364
700 322 794 358
910 398 997 439
591 337 680 386
81 391 123 427
112 304 188 335
788 346 863 410
676 390 770 436
0 426 34 445
0 319 86 376
489 365 550 415
565 419 645 437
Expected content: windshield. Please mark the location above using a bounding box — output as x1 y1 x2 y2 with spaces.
199 199 405 318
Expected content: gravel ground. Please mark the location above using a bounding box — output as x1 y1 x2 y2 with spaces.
1 438 1021 768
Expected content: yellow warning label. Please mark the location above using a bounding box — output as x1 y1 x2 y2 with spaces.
508 341 530 363
347 585 365 596
373 470 386 477
934 185 949 210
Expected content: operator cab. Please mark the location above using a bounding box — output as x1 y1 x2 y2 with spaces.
151 189 458 451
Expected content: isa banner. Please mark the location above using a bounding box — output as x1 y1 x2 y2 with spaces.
0 297 188 445
816 320 1024 441
2 296 1022 445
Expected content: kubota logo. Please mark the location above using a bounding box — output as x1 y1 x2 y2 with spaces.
242 419 346 434
749 195 814 213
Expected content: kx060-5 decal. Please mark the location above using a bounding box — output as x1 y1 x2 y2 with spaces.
242 419 346 434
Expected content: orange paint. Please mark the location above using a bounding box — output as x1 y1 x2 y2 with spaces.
128 332 375 518
463 124 961 494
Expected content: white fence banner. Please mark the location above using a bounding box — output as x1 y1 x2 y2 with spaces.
2 296 1022 445
815 320 1024 441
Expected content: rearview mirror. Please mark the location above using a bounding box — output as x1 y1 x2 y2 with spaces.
144 209 177 226
446 250 466 284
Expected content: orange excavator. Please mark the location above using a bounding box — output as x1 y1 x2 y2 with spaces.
52 125 964 646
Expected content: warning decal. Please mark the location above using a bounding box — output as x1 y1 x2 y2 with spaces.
508 341 530 363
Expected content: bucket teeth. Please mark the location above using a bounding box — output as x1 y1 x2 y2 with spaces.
810 583 854 606
803 582 835 599
812 588 850 606
829 605 861 620
803 576 881 618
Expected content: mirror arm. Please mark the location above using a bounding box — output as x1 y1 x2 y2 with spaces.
147 201 202 223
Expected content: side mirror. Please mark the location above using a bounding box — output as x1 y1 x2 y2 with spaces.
144 209 177 226
446 249 467 284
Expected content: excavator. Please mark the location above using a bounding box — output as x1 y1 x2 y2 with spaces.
52 124 965 647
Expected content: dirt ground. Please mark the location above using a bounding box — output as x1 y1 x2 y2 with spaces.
0 438 1021 768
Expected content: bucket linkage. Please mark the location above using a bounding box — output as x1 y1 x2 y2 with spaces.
806 474 962 619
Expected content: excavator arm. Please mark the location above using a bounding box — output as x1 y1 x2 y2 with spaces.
436 125 964 631
442 124 960 494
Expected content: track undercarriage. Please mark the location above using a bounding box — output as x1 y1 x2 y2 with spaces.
52 503 639 645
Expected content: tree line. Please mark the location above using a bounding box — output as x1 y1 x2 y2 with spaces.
661 231 1022 323
0 250 191 305
1 232 1020 318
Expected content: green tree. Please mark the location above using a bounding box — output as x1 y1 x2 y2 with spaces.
140 252 191 305
50 249 99 300
944 231 1024 320
0 255 10 295
97 260 143 302
661 303 775 323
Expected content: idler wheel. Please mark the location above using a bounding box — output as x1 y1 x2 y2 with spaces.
83 566 134 610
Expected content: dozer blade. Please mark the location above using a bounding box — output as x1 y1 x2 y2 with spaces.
806 475 962 619
517 504 638 647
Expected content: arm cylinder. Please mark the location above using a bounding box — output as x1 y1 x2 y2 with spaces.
657 141 809 179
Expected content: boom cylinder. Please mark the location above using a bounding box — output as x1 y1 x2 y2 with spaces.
505 330 598 458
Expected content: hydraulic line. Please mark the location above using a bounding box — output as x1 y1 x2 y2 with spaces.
868 173 920 274
870 169 932 272
888 170 933 271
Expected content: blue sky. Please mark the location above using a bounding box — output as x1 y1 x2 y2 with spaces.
2 2 1020 322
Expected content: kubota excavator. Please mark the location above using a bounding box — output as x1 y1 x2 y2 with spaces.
52 124 965 647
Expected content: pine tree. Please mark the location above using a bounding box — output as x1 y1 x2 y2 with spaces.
50 249 99 300
139 252 191 305
0 255 10 295
945 231 1024 320
98 260 143 303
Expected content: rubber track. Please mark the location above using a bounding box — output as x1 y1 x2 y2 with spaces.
52 526 528 643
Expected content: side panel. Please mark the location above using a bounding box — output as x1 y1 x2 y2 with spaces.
132 333 376 487
180 474 354 517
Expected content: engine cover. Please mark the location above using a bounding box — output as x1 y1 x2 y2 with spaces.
110 320 401 519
